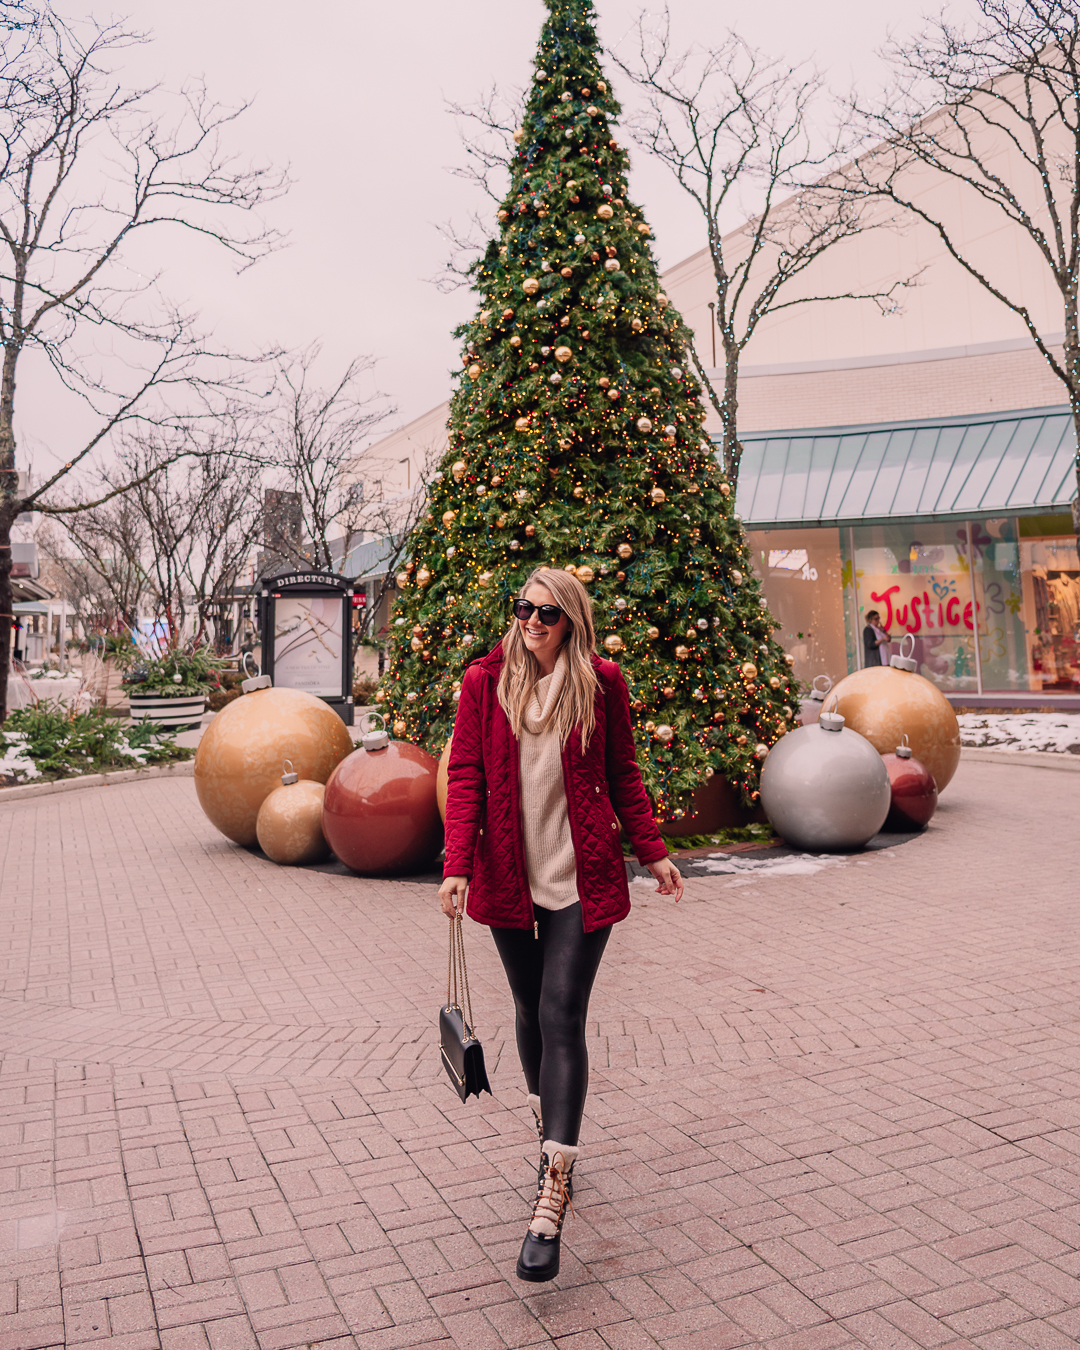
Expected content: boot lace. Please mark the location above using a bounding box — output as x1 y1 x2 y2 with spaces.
530 1157 575 1235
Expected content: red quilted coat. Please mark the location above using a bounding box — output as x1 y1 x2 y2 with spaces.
443 644 669 933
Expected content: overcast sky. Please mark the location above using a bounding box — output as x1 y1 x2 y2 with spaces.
45 0 965 460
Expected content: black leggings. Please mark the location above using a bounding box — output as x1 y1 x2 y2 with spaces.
490 903 611 1147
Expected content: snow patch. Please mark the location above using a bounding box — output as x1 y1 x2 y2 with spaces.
958 712 1080 754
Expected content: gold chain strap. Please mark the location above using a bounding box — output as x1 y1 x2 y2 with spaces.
446 913 477 1039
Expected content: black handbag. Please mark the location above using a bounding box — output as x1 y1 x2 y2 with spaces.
440 912 492 1102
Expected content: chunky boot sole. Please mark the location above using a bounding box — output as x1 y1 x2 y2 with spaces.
516 1231 560 1282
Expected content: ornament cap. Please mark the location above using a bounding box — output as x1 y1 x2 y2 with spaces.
896 734 913 759
281 759 299 785
360 712 390 752
819 712 846 733
810 673 832 702
890 633 918 671
240 653 271 693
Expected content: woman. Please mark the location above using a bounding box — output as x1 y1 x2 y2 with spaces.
862 609 891 666
439 567 683 1283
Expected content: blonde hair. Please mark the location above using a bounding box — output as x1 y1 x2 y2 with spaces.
498 567 599 748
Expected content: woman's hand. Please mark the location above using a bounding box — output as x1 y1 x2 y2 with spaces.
439 875 469 918
646 858 684 903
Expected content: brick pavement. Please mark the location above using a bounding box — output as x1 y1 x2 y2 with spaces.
0 760 1077 1350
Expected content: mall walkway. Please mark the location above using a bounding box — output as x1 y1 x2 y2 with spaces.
0 759 1077 1350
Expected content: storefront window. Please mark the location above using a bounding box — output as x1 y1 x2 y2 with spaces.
970 519 1029 692
840 523 982 691
1019 516 1079 693
747 528 848 687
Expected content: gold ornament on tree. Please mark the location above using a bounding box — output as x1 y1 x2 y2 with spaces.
655 725 674 743
741 662 757 679
603 634 624 654
452 460 466 479
616 543 633 560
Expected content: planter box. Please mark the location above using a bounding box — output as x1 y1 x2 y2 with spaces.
128 693 207 732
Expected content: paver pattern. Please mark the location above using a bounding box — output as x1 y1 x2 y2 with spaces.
0 759 1077 1350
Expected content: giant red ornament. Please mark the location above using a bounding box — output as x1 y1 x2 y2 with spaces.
881 736 938 830
323 717 443 875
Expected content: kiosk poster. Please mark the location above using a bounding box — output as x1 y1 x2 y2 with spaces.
272 595 344 696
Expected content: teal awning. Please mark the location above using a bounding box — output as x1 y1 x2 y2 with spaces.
732 405 1077 527
340 534 400 581
12 601 49 613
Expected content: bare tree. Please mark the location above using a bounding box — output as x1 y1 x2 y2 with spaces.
0 3 286 718
38 505 146 635
267 345 395 574
610 6 917 489
431 86 523 293
851 0 1080 533
346 440 441 649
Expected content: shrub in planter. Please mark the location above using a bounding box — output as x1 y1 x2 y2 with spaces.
122 644 225 731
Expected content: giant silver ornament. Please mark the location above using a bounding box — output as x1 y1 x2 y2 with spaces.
759 712 890 851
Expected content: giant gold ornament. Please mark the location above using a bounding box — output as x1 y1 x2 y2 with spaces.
616 543 633 560
637 418 653 433
646 626 660 640
597 204 614 220
514 417 530 431
442 510 456 526
522 277 540 295
468 364 481 380
675 645 690 660
741 662 758 679
603 634 624 654
194 685 352 847
575 565 595 583
415 568 432 587
769 675 782 689
255 765 330 866
395 571 409 588
554 346 572 362
452 460 466 479
650 487 666 504
604 258 621 272
822 656 961 791
478 570 494 587
437 736 452 820
655 724 674 743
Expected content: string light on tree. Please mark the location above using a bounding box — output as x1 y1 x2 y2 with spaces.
376 0 794 818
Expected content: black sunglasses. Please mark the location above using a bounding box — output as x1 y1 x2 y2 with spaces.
513 597 565 625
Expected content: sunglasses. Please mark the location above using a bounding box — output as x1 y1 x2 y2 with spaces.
513 598 565 626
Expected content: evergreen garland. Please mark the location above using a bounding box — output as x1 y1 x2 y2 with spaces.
377 0 796 819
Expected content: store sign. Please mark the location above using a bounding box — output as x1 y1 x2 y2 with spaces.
867 581 979 634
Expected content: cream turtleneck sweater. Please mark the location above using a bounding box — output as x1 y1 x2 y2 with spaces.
519 655 578 911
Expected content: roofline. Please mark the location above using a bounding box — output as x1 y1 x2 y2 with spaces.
736 404 1074 442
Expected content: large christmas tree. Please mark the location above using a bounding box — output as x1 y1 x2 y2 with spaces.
377 0 796 820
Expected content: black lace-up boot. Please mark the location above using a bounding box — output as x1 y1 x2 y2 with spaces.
516 1141 578 1283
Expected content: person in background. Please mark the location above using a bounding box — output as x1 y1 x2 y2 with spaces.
862 609 892 666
